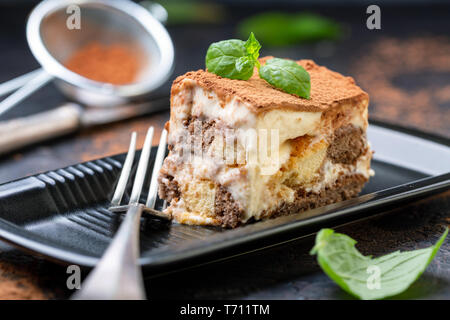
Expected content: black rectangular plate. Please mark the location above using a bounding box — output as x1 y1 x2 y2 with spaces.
0 121 449 272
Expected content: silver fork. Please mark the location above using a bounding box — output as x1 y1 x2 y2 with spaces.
72 126 170 300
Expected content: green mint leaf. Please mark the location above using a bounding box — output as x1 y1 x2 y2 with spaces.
205 39 254 80
310 228 449 300
259 58 311 98
237 12 342 47
244 32 261 69
205 33 261 80
235 56 254 76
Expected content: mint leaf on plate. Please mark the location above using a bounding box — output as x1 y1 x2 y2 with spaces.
310 228 448 300
259 58 311 98
205 33 261 80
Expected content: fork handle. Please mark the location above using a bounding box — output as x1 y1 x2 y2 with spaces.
72 204 146 300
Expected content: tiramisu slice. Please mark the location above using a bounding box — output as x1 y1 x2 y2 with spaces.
158 57 373 228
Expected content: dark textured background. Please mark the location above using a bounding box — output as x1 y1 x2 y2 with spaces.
0 2 448 299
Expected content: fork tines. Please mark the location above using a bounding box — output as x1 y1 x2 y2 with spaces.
109 126 171 220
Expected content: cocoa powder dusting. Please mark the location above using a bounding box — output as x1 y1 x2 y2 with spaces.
352 37 450 137
172 56 368 113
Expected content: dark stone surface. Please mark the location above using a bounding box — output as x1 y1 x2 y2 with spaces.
145 193 450 300
0 3 448 299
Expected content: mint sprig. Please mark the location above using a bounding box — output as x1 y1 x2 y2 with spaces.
310 228 448 300
259 58 310 99
205 32 260 80
244 32 261 69
205 33 311 99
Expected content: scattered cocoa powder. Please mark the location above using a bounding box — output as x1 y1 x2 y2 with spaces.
77 115 166 162
0 261 49 300
65 42 140 85
351 37 450 137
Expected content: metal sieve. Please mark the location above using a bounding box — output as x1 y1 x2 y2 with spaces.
0 0 174 114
